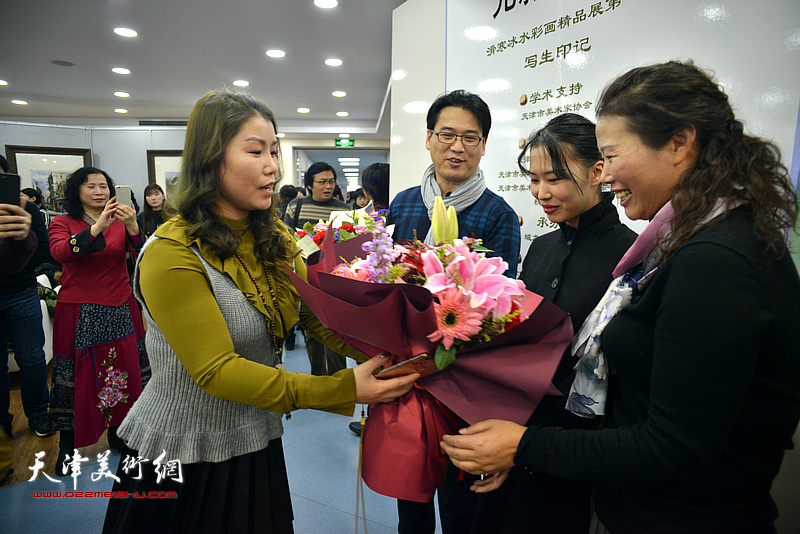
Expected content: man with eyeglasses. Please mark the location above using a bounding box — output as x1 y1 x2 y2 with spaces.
389 90 520 275
283 161 350 232
388 90 521 534
283 161 351 375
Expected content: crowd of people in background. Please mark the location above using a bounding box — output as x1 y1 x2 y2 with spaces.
1 58 798 534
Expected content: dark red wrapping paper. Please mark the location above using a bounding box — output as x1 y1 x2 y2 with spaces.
287 228 573 501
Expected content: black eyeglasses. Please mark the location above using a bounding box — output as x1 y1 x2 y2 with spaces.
430 130 484 147
312 179 337 186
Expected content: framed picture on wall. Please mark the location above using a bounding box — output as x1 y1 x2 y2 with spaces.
147 150 182 198
5 145 92 213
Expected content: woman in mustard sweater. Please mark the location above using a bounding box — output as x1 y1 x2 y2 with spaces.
103 90 417 533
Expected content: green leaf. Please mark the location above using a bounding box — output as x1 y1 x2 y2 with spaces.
434 344 457 370
302 221 315 233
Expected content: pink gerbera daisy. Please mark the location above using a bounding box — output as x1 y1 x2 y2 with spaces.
427 287 486 350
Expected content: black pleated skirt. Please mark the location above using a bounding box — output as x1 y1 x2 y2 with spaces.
102 438 293 534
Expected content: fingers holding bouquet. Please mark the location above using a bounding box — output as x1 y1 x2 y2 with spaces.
440 419 526 475
353 353 419 404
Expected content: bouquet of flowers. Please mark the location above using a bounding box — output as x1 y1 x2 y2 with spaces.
287 198 573 501
291 203 390 257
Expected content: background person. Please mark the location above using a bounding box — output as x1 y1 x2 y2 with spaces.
470 113 637 534
350 188 369 210
361 162 390 211
283 162 351 376
48 166 150 474
102 89 417 533
136 183 166 238
441 60 800 534
0 154 55 441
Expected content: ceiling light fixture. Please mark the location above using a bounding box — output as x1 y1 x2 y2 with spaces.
112 67 131 75
11 100 27 105
297 107 310 113
325 58 343 67
339 133 351 138
332 91 346 98
233 80 249 87
314 0 338 8
51 60 75 67
276 133 285 138
266 49 286 58
0 80 8 85
114 108 128 113
114 91 130 98
336 111 349 117
114 27 138 37
338 157 360 162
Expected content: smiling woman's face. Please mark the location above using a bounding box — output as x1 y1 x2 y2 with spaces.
528 146 600 228
596 115 682 221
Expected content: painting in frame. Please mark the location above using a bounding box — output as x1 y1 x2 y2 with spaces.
147 150 182 198
4 145 92 213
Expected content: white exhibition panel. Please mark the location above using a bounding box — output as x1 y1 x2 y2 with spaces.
444 0 800 262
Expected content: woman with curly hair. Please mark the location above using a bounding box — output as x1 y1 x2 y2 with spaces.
442 61 800 533
48 166 150 473
102 89 417 533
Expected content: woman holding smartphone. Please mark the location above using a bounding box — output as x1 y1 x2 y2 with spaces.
48 167 150 473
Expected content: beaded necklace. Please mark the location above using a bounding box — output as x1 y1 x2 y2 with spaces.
233 252 284 363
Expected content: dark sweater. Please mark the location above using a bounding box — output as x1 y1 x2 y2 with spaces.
0 202 51 295
520 192 637 333
516 207 800 533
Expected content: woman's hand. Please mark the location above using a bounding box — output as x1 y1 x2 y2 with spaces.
440 419 526 475
0 201 32 240
90 198 119 237
353 354 419 404
114 201 140 235
469 469 510 493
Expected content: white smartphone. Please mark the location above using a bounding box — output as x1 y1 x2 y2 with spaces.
115 185 132 207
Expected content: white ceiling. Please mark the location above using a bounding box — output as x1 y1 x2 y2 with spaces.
0 0 406 141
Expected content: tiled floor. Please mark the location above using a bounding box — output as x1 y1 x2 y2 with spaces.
0 334 443 533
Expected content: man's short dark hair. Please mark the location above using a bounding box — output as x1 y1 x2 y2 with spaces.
304 161 337 193
0 155 9 173
279 184 298 202
426 90 492 139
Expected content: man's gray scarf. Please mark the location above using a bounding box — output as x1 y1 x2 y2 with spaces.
420 163 486 245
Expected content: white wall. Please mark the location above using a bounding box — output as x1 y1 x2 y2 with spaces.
389 0 446 199
1 121 387 203
1 121 185 200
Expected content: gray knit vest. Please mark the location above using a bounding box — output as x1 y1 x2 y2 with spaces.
118 238 283 464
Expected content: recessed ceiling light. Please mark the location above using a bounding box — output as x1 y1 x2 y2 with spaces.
114 27 138 37
338 157 360 162
112 67 131 75
233 80 249 87
114 91 130 98
332 91 346 98
339 133 351 138
276 133 285 138
11 100 27 105
297 107 310 113
314 0 338 8
0 80 7 85
325 58 343 67
336 111 349 117
266 49 286 58
114 108 128 113
391 69 407 81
